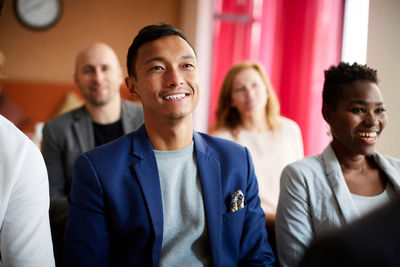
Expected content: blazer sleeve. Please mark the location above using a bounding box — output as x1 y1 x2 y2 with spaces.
276 164 313 267
239 148 275 266
42 122 69 229
64 154 110 267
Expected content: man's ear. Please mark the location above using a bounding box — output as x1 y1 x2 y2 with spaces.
125 77 140 101
322 104 331 124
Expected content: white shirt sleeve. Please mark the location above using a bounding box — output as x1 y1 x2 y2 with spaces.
0 116 55 267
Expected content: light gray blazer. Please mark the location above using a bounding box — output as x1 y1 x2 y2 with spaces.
276 144 400 267
41 100 144 232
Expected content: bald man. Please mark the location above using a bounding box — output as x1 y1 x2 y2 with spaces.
41 42 144 266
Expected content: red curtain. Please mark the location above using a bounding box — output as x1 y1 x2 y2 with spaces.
209 0 344 156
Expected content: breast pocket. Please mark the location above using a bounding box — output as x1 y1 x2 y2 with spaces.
222 207 246 258
223 207 246 223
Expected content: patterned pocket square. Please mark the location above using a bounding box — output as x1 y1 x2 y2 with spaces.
230 190 245 212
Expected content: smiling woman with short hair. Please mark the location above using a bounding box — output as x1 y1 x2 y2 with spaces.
275 62 400 267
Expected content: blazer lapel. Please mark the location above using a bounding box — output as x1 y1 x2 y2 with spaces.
322 144 360 223
72 106 94 152
130 126 163 266
193 132 222 267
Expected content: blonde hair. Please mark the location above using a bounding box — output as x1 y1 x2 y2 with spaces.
212 61 280 133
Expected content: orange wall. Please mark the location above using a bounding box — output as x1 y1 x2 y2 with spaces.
0 0 182 82
0 0 182 133
1 80 134 133
1 80 82 132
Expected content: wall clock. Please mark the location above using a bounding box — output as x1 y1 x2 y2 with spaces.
14 0 62 30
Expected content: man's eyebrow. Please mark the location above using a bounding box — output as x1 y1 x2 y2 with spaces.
181 55 195 60
144 54 196 64
145 57 164 64
81 64 94 70
349 100 384 106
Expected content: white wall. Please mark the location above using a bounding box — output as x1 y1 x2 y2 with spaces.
342 0 369 64
181 0 213 133
367 0 400 157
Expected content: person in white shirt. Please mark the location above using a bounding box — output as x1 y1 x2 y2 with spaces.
0 114 55 267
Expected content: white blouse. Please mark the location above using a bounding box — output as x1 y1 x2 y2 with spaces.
352 182 396 216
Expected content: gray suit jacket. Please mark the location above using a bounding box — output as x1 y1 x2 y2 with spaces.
41 100 144 231
275 143 400 267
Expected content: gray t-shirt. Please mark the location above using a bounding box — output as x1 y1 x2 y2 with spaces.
155 142 212 266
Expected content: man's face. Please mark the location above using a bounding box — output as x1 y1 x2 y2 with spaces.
75 44 123 107
126 35 199 124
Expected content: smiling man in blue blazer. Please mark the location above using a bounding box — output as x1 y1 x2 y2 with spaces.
64 24 274 267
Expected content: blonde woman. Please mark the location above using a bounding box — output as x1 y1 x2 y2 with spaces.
212 61 303 228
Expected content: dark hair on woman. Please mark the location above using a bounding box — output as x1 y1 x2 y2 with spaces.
323 62 379 109
126 23 194 79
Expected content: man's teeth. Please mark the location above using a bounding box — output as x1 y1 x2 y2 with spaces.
164 94 185 100
357 132 377 138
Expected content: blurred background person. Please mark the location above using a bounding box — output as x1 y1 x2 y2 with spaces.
211 61 303 260
276 62 400 267
41 42 144 266
0 51 54 267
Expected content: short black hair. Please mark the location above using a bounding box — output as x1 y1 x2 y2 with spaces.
323 61 379 109
126 23 194 79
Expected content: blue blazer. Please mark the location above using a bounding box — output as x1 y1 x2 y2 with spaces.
64 125 274 266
